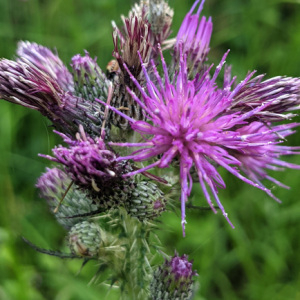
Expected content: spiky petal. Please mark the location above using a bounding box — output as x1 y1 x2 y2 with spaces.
230 74 300 122
232 122 300 189
174 0 212 75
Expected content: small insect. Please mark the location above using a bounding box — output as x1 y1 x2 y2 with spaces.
106 59 120 81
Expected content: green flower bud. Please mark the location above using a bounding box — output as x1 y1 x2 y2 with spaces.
68 221 102 257
71 51 110 103
150 253 198 300
126 181 166 221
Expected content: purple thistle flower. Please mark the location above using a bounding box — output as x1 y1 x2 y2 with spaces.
40 126 134 207
97 45 300 236
0 57 105 137
169 254 197 282
174 0 212 75
17 41 74 92
229 74 300 122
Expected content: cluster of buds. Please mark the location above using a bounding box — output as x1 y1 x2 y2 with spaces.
1 0 300 298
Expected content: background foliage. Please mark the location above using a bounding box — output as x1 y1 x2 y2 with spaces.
1 0 300 299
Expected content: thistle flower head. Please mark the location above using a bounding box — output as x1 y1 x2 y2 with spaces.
0 57 104 137
17 41 74 92
40 126 134 206
112 6 152 79
126 0 174 49
111 8 153 130
150 253 197 300
229 74 300 122
0 58 63 110
99 45 300 235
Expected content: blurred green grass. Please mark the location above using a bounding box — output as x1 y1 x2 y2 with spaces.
1 0 300 299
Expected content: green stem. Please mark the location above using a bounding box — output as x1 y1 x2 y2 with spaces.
118 211 152 299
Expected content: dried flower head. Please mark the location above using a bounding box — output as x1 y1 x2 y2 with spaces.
111 4 152 130
113 2 152 71
149 0 174 46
